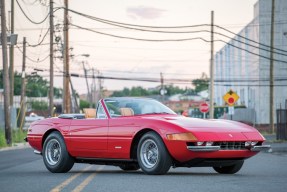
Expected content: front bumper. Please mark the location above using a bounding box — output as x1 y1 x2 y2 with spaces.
187 144 271 152
250 145 271 152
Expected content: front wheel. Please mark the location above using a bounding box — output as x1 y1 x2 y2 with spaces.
43 132 74 173
213 160 244 174
137 131 172 175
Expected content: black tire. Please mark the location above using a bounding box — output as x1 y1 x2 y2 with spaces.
119 164 140 171
137 131 172 175
43 132 74 173
213 160 244 174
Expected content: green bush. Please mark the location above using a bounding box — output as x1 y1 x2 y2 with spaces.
0 129 7 148
30 100 48 111
12 129 27 143
0 129 27 148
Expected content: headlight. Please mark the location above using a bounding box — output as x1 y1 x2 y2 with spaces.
196 142 204 146
166 133 197 141
245 141 252 147
245 141 258 147
206 141 214 146
251 141 258 146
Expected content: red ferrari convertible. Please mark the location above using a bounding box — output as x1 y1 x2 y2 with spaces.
26 97 270 175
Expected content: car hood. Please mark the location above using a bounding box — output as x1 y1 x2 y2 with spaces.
145 115 263 141
162 116 250 130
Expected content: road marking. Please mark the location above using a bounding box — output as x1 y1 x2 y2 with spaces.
71 165 105 192
50 165 92 192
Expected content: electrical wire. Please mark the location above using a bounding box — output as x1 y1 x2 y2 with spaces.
215 25 287 54
64 6 287 53
16 0 61 25
70 23 211 42
16 45 50 63
27 28 50 47
70 23 287 64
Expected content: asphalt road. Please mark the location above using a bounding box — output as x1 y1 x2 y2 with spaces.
0 147 287 192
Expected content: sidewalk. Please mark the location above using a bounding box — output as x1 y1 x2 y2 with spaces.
0 142 31 152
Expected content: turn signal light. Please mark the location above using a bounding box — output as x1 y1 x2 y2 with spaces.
166 133 197 141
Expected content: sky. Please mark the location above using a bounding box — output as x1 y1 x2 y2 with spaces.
1 0 258 94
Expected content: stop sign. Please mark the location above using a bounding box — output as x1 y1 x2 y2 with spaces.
199 103 209 113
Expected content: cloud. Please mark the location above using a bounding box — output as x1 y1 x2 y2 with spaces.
126 6 166 20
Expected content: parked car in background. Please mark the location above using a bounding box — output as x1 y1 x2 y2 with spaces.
25 113 45 122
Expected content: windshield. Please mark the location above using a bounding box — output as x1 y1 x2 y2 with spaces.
104 98 176 117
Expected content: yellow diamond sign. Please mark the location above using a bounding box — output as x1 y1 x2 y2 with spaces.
223 89 239 106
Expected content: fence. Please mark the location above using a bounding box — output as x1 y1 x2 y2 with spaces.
276 108 287 140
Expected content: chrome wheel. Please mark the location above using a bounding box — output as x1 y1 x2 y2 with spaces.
140 139 159 169
43 132 74 173
45 139 61 166
137 132 172 175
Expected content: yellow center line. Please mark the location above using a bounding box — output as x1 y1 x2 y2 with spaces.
71 165 105 192
50 165 93 192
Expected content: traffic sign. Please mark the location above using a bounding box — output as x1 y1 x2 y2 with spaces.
223 89 239 106
199 102 209 113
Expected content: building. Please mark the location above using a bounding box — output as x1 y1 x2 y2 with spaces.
214 0 287 124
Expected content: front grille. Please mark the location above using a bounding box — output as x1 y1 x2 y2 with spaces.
214 141 246 150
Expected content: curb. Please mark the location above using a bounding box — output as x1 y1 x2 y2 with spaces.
0 143 31 152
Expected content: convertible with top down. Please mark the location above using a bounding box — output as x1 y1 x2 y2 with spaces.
26 97 270 175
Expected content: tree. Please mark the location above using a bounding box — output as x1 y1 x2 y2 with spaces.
130 86 149 96
110 85 192 97
192 72 209 93
0 70 63 97
30 100 48 110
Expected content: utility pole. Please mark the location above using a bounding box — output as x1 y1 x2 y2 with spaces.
98 70 102 102
91 68 97 104
1 0 12 145
160 72 164 102
49 0 54 116
209 10 215 119
9 0 14 106
69 77 79 112
83 62 92 107
269 0 275 133
19 37 26 130
63 0 71 113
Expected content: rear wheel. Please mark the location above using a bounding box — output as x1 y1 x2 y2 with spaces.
119 164 140 171
43 132 74 173
137 131 171 175
213 160 244 174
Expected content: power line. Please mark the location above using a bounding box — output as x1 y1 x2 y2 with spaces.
64 7 209 29
16 0 61 24
70 23 211 42
27 28 50 47
70 23 287 64
215 24 287 54
16 45 50 63
64 6 287 53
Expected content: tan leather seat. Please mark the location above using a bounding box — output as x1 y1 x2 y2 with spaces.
83 108 96 118
120 108 134 116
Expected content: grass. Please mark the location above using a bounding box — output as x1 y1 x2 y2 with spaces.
0 129 27 148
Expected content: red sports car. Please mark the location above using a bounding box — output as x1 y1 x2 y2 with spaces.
26 97 270 175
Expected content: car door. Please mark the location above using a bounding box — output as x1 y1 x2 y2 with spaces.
108 117 140 159
68 103 108 158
